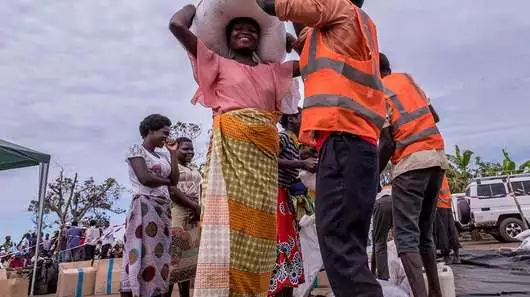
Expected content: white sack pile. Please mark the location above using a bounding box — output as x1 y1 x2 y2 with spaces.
294 214 323 297
515 229 530 252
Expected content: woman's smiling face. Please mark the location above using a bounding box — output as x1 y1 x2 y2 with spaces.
228 20 259 52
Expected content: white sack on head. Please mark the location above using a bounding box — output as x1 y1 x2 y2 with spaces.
190 0 286 62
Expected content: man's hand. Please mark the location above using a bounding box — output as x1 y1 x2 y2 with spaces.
302 157 317 173
256 0 276 16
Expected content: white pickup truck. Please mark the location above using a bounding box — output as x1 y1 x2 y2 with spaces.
455 174 530 242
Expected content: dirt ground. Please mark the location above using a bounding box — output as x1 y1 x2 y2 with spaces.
460 238 519 251
43 239 522 297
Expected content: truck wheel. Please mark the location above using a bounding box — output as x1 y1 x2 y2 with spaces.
458 200 471 225
498 217 524 242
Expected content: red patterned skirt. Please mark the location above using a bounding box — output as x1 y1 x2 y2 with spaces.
268 187 305 295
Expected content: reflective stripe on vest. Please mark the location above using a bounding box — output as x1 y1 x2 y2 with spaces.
395 126 441 150
301 9 383 91
386 75 431 130
438 176 452 207
438 196 452 207
385 73 443 163
300 29 385 128
304 94 386 128
297 7 386 144
386 87 432 130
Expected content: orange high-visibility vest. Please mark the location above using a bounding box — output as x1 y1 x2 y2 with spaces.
383 73 444 164
437 175 452 208
298 7 386 145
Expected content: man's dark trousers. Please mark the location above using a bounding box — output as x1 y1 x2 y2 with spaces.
372 194 393 280
316 133 383 297
392 167 444 255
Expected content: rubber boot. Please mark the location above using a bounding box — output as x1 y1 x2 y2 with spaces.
400 252 428 297
442 252 451 265
421 251 443 297
452 250 461 264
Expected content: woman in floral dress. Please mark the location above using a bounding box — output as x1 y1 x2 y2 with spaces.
120 114 179 297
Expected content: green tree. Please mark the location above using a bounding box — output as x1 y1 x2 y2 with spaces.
81 215 110 228
446 145 475 192
475 149 530 177
28 171 126 228
500 149 530 175
501 149 517 174
380 163 393 186
170 122 201 140
475 156 502 177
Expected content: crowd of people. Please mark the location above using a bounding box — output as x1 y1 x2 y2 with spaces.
0 220 124 270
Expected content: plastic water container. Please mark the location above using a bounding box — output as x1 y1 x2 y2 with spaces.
424 264 455 297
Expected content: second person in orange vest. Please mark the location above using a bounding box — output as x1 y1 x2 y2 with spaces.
434 175 461 264
378 53 448 297
257 0 386 296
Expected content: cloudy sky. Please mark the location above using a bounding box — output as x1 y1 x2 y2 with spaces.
1 0 530 240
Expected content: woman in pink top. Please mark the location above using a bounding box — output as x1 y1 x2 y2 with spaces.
169 5 300 297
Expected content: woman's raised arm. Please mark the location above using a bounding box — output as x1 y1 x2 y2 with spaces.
169 5 198 57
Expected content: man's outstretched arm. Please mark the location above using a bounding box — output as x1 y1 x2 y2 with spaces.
257 0 346 29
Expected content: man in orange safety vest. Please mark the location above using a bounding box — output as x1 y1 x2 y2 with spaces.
257 0 386 296
378 53 448 297
434 175 461 264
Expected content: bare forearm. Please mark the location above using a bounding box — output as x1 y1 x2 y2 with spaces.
169 5 198 57
131 158 172 187
169 187 200 210
270 0 343 28
169 152 180 186
257 0 276 16
279 159 304 169
378 127 395 174
139 174 171 188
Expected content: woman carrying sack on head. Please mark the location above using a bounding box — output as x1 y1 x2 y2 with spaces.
169 5 300 296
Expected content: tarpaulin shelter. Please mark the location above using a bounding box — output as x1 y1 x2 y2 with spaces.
0 139 50 296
